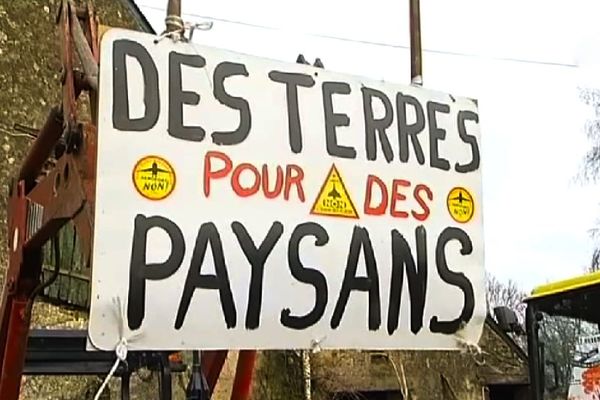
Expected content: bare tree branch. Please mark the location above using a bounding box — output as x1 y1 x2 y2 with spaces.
485 273 526 322
577 86 600 271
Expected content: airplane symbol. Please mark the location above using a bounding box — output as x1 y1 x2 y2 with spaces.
450 191 471 204
140 161 169 179
327 183 342 199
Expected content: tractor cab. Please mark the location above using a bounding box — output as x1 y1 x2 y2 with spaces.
524 270 600 400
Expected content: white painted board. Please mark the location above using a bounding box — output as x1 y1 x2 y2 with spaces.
88 28 486 351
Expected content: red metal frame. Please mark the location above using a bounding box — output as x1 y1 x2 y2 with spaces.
231 351 258 399
0 1 256 398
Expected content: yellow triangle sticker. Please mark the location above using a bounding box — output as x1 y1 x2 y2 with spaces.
310 164 359 219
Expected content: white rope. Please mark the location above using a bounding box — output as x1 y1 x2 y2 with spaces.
92 297 143 400
165 15 185 32
187 21 214 42
93 339 128 400
154 16 214 44
386 356 409 399
411 75 423 86
455 335 485 366
310 336 326 353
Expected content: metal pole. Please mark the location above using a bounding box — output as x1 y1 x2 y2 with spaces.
202 350 228 391
409 0 423 85
69 3 98 91
0 182 37 400
186 351 210 399
17 107 63 193
165 0 182 33
230 350 257 400
526 304 542 400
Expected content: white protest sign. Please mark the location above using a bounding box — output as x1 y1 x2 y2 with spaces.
89 28 486 351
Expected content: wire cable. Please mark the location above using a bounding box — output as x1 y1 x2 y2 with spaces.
139 4 578 68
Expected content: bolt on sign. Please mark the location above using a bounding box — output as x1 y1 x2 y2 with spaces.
88 28 486 351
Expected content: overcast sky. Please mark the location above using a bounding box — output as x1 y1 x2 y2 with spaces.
132 0 600 292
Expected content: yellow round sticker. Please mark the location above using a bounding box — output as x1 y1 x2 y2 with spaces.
446 187 475 223
132 155 176 201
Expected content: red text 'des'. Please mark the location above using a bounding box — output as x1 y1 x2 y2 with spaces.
364 175 433 221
